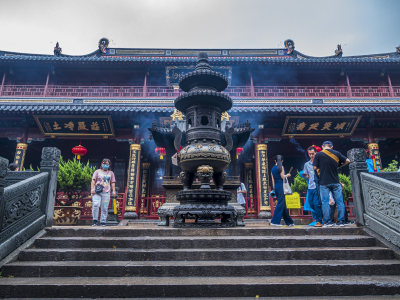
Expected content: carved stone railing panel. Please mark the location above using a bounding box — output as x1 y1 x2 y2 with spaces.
0 147 60 261
1 173 48 236
360 172 400 247
5 171 40 187
0 173 49 242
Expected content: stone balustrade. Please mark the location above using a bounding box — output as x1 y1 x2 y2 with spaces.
0 147 60 261
348 148 400 247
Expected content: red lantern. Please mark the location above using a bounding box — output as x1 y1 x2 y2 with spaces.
236 147 244 159
72 145 87 160
155 147 166 160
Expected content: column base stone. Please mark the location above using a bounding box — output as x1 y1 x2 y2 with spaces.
123 211 138 219
258 210 272 219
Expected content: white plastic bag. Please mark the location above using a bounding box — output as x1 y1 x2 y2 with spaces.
283 178 292 195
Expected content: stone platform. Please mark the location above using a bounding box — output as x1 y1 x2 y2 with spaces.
0 224 400 298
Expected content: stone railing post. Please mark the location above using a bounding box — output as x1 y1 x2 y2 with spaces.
0 157 9 231
347 148 368 225
40 147 61 227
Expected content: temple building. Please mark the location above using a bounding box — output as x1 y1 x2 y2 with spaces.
1 38 400 219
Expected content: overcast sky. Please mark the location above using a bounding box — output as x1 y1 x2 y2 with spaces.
0 0 399 57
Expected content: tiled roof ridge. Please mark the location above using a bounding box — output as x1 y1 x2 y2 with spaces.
1 47 399 64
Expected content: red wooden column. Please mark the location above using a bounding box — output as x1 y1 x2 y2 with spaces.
0 72 5 96
388 74 395 97
43 72 50 96
346 73 352 97
143 72 148 98
249 72 255 97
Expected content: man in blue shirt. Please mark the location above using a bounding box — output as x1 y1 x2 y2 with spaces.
303 146 323 227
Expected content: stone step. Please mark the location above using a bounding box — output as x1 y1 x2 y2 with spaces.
4 298 400 300
3 260 400 277
33 235 376 249
18 246 395 261
45 226 364 237
0 276 400 297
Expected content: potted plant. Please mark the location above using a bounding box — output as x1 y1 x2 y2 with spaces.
290 172 308 197
338 173 352 202
289 172 308 215
54 156 96 225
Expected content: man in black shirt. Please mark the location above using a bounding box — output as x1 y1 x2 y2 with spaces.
313 141 350 226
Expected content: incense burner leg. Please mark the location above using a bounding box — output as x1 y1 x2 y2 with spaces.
213 171 227 190
179 171 194 190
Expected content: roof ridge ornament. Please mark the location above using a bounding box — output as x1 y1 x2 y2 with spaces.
284 39 295 55
98 38 109 54
53 42 62 56
335 44 343 57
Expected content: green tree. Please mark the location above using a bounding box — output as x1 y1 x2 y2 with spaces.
382 160 399 172
57 156 96 205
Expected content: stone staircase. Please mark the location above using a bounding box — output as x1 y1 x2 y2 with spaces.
1 225 400 298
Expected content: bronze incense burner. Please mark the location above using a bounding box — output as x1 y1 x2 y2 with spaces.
173 53 236 227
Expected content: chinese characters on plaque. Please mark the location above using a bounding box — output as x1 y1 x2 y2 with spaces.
255 144 270 211
125 144 141 212
34 115 114 136
282 116 361 136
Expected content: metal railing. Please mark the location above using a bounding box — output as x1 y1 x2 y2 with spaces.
55 192 126 220
138 195 166 219
244 197 259 218
1 84 399 98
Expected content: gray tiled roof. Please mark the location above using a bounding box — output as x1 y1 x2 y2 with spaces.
1 48 400 65
1 55 399 65
1 103 399 113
